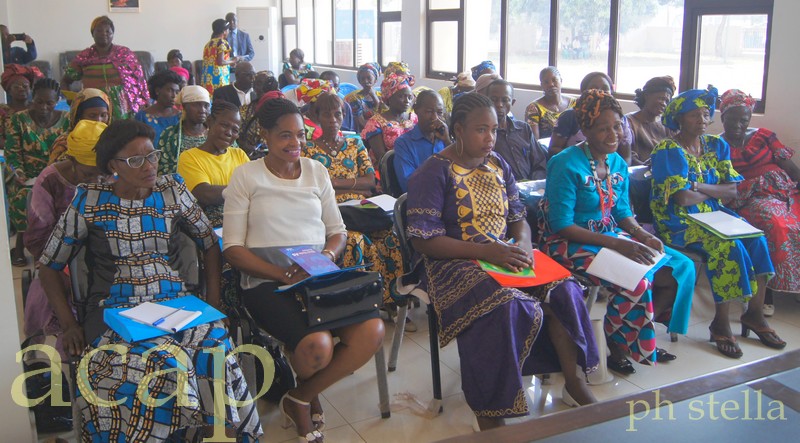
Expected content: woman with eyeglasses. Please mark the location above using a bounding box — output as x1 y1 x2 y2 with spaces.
650 87 784 359
37 119 263 441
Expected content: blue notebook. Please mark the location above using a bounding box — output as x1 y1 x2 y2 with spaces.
104 295 226 342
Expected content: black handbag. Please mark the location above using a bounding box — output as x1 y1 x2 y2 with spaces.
295 270 384 328
339 205 394 233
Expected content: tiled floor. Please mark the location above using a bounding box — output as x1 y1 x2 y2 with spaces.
23 256 800 443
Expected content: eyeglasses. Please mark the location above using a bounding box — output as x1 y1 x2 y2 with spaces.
113 150 161 168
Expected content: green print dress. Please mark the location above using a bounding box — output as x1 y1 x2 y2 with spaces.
650 135 774 302
4 110 69 232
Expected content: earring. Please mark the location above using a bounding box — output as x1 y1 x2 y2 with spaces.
456 137 464 157
112 172 119 180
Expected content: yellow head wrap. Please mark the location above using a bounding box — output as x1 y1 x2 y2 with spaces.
66 120 107 167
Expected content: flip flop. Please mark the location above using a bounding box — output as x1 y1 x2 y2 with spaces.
708 328 743 359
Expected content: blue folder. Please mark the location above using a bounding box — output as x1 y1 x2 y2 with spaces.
104 295 226 342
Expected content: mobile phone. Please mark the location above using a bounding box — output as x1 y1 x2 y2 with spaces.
11 33 25 41
435 125 446 135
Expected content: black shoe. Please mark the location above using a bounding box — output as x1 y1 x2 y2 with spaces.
607 356 635 375
655 347 677 362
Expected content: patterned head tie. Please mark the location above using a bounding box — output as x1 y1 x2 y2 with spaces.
574 89 623 129
662 86 718 131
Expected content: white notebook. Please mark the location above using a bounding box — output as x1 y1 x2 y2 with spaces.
119 302 202 333
687 211 763 239
586 244 668 292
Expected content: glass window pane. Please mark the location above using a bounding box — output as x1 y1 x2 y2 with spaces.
380 0 402 12
283 0 296 17
356 0 378 65
697 14 768 100
506 0 550 84
429 0 460 9
430 21 459 73
315 0 334 65
465 0 500 76
297 0 315 62
557 0 610 90
284 25 297 59
616 0 683 94
382 21 402 66
334 0 355 66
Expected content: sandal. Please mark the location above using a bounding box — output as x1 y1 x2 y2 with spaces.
741 317 786 349
655 347 677 362
280 392 323 442
708 328 743 358
10 248 26 267
607 356 635 375
310 395 325 431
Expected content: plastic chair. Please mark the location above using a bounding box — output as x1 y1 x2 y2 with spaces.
338 82 358 97
378 150 403 198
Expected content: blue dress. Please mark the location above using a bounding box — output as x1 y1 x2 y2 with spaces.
541 145 695 364
134 109 181 148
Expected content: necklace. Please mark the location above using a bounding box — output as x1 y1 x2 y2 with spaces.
582 143 615 227
264 158 298 179
316 135 342 155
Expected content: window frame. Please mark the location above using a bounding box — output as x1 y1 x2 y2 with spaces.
425 0 464 79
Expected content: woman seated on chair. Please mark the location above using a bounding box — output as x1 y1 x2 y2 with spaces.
406 93 598 431
223 98 384 443
540 90 695 375
47 88 112 165
23 120 106 360
301 89 404 307
37 120 262 442
650 87 785 359
158 85 211 175
361 71 417 165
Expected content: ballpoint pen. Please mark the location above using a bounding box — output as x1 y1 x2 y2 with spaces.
486 232 515 245
152 306 186 327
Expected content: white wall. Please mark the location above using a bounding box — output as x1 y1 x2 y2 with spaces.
3 0 278 72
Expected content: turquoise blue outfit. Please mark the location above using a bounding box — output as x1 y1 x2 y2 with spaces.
541 145 695 363
134 110 180 147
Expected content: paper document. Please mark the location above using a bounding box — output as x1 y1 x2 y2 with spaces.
119 302 202 333
687 211 763 239
362 194 397 212
586 246 669 292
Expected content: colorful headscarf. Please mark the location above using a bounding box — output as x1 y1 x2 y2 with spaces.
68 88 112 130
475 73 501 95
384 61 410 77
169 66 190 82
634 75 676 109
295 78 334 105
471 61 496 81
90 15 114 35
176 85 211 105
66 120 107 167
1 64 43 92
451 71 476 89
357 62 381 81
720 89 756 115
662 86 718 131
381 73 415 100
574 89 623 129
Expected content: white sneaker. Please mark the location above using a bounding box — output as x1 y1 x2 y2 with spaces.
763 304 774 317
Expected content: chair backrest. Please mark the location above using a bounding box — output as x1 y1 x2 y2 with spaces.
155 60 196 85
628 165 653 224
392 194 414 267
134 51 155 81
379 150 402 198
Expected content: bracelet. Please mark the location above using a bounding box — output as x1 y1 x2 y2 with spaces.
691 181 698 192
629 225 642 235
322 249 336 262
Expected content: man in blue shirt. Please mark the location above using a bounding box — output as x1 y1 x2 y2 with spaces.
485 79 548 181
1 25 36 65
394 89 449 193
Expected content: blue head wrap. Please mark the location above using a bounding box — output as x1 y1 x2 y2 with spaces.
471 61 496 81
357 62 381 81
662 86 718 131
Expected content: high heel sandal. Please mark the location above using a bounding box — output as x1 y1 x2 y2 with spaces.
279 392 323 442
708 328 743 359
740 317 786 349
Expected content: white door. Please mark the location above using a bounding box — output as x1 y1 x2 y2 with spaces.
237 6 280 74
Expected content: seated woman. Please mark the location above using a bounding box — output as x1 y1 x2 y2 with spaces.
167 49 192 87
345 62 382 134
158 85 211 175
38 120 262 441
135 69 182 146
525 66 575 140
407 93 598 431
361 72 417 165
437 71 475 122
281 48 314 87
721 89 800 314
5 78 70 266
651 87 784 359
223 98 383 443
549 72 633 163
470 60 496 81
48 88 111 164
626 76 676 165
541 90 695 374
23 120 105 359
302 90 403 306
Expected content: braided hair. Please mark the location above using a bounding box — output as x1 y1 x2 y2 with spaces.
574 89 623 130
209 100 240 120
449 92 494 130
32 78 60 98
256 97 301 130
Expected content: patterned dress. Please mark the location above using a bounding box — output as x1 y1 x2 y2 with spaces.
406 152 597 418
650 135 774 303
134 109 181 148
726 128 800 293
38 175 262 442
200 38 232 95
541 146 695 364
64 45 149 120
4 110 69 232
302 136 403 303
157 122 208 176
360 112 418 164
524 97 576 139
345 89 380 132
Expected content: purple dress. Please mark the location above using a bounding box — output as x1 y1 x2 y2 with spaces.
406 153 598 418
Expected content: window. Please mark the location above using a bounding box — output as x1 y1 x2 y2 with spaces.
282 0 402 70
556 0 610 89
426 0 463 78
506 0 550 85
